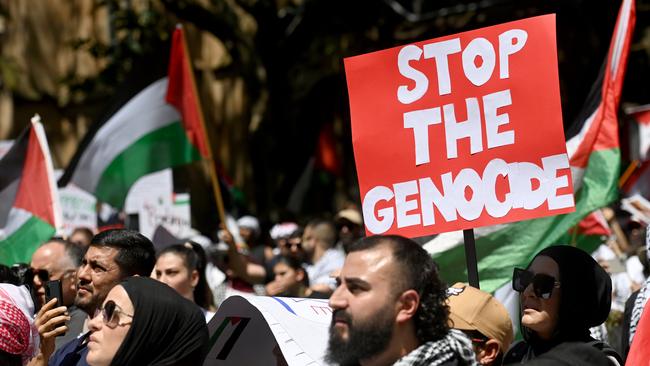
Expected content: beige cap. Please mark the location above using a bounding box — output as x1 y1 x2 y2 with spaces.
447 282 513 352
335 209 363 226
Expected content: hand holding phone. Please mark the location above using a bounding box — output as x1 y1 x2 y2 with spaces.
45 280 63 308
44 279 68 338
35 293 70 355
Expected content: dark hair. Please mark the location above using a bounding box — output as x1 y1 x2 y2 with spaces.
9 263 33 288
158 242 215 310
274 255 309 287
70 227 94 245
0 264 17 284
3 264 38 311
289 227 304 240
64 241 86 267
90 229 155 277
349 235 449 343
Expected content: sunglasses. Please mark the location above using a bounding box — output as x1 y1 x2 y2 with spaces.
282 240 302 250
32 269 49 282
512 268 560 300
462 329 488 345
94 300 133 328
32 269 77 283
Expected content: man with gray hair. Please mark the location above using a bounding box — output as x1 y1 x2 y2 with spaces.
30 238 84 309
30 238 86 350
29 229 155 366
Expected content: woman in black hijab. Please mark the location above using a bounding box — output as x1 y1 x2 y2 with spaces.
503 245 622 365
86 276 209 366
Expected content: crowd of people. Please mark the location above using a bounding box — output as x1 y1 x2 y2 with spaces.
0 205 648 366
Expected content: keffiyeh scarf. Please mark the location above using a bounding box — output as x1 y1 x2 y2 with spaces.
629 227 650 344
393 329 478 366
0 284 38 365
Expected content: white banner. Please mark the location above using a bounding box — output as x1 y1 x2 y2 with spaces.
205 295 331 366
138 192 192 240
59 185 97 236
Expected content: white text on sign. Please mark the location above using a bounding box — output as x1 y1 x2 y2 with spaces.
359 27 573 235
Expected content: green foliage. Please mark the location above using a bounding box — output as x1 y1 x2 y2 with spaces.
0 55 18 90
64 0 174 101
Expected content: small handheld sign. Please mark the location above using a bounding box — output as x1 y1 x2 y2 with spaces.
344 15 574 287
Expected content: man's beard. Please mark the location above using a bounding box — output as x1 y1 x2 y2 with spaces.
325 307 394 366
74 284 99 315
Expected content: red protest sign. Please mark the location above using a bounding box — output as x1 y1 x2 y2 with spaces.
345 15 574 237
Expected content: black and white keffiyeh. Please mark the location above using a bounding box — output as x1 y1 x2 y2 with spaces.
629 227 650 344
393 329 478 366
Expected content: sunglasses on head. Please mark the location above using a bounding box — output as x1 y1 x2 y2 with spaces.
94 300 133 328
512 268 560 299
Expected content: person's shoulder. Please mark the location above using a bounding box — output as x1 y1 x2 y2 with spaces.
586 339 623 365
521 342 614 366
50 336 82 361
322 247 345 263
436 353 463 366
625 289 640 311
48 332 90 366
503 340 529 363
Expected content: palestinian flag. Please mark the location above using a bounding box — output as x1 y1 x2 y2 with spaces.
426 0 635 293
625 104 650 161
620 105 650 197
622 160 650 198
0 116 62 265
58 26 208 208
564 210 612 249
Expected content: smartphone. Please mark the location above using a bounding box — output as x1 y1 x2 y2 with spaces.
44 280 68 337
45 280 63 308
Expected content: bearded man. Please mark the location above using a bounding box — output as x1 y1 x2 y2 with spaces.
327 235 477 366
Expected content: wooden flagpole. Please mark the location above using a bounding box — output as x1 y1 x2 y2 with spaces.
619 160 639 188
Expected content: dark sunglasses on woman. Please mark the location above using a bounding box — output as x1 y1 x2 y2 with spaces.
512 268 560 300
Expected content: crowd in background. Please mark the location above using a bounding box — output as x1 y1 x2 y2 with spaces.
0 202 649 365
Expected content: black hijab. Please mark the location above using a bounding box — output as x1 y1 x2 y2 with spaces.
521 342 611 366
522 245 611 353
110 276 209 366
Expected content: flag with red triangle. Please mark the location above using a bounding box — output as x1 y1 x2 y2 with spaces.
58 26 209 208
428 0 635 292
166 25 211 159
0 116 62 265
